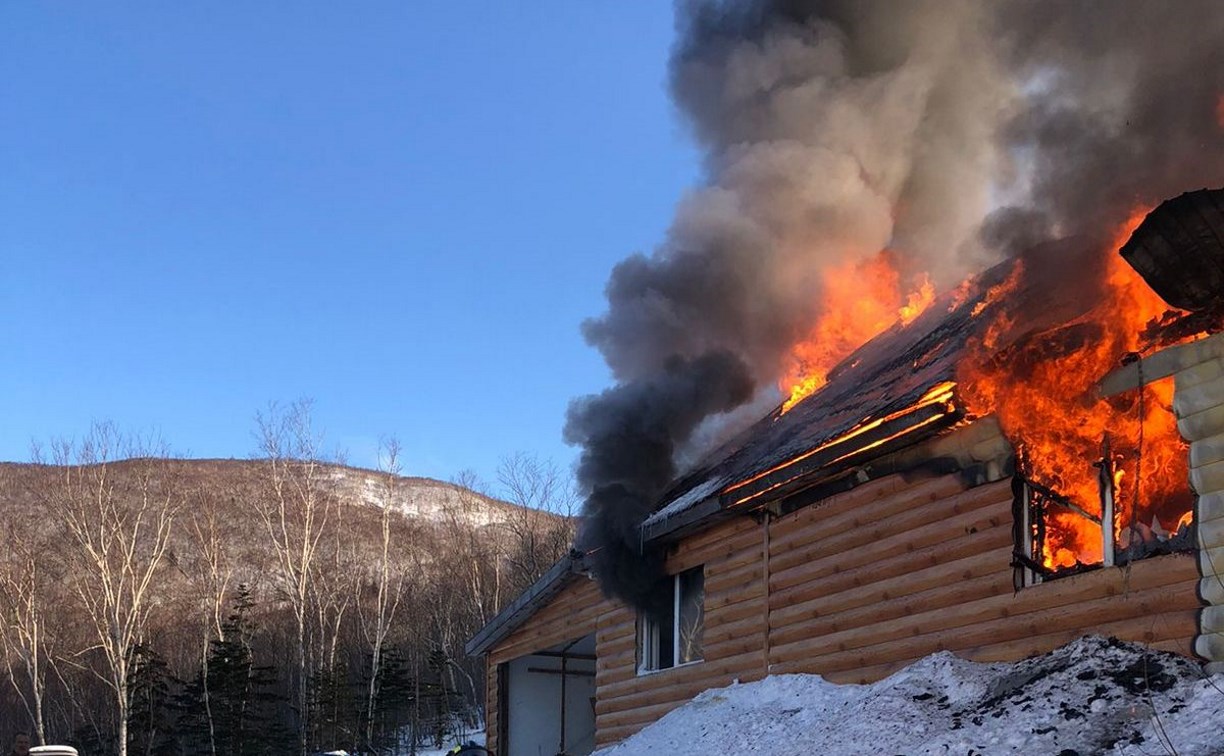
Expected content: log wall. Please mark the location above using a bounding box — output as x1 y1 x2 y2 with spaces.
1165 331 1224 673
485 577 604 756
764 475 1200 683
486 461 1204 752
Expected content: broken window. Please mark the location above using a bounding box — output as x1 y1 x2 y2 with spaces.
638 566 704 673
1012 431 1196 587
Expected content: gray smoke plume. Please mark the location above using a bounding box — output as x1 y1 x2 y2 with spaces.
568 0 1224 609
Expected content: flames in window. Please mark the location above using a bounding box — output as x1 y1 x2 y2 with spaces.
960 211 1196 571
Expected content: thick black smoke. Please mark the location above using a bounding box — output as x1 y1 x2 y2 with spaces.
569 0 1224 609
565 352 752 611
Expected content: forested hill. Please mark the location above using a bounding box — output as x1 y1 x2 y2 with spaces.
0 456 576 755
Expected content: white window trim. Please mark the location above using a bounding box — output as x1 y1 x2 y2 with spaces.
637 569 704 675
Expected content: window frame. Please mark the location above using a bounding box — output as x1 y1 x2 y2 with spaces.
637 565 704 674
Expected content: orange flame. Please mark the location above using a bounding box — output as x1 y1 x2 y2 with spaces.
959 209 1195 569
780 252 934 413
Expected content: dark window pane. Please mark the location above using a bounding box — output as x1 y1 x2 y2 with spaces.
678 567 704 664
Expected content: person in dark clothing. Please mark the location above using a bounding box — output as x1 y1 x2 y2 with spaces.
9 733 30 756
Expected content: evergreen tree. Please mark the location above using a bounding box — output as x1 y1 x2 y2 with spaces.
178 587 290 756
126 643 178 756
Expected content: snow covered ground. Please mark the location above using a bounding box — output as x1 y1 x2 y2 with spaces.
594 637 1224 755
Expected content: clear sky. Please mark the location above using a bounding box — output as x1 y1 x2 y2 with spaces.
1 3 698 486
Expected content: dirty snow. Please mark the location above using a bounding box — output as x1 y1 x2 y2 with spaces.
595 637 1224 755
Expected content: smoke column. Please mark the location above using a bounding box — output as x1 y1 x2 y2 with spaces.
567 0 1224 610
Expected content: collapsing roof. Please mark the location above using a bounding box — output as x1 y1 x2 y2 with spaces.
640 249 1100 542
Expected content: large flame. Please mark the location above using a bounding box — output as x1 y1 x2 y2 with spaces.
780 252 934 413
959 210 1194 569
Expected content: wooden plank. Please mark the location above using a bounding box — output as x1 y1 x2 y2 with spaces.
707 595 765 625
669 521 763 569
816 608 1201 685
769 572 1201 676
597 657 765 718
772 554 1197 659
704 557 766 595
769 518 1012 612
772 472 925 529
768 479 1010 579
671 512 760 553
597 648 764 701
768 474 967 553
768 556 1014 647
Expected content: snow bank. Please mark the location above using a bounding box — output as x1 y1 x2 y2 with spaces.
594 637 1224 755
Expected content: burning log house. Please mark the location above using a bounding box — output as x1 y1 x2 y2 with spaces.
465 190 1224 755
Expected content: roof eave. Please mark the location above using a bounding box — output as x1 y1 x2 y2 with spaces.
464 550 590 658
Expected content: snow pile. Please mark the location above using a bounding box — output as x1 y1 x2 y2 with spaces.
595 637 1224 755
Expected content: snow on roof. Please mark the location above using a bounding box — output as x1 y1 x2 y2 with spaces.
593 636 1224 756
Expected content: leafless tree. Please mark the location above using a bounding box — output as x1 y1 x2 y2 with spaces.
252 401 335 756
0 514 54 745
48 424 181 756
179 479 242 756
358 438 409 751
496 453 578 588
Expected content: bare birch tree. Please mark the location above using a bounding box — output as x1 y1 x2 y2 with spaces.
253 401 334 756
359 438 407 751
49 424 181 756
0 534 52 744
180 480 241 756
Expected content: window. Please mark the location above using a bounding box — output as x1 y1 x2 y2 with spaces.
639 566 704 672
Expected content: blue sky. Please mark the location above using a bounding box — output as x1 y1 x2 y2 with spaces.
0 3 698 486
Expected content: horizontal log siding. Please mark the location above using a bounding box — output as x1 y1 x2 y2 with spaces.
491 470 1204 752
765 476 1201 684
592 516 766 747
485 577 604 755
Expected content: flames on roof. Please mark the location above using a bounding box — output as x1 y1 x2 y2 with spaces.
652 199 1221 571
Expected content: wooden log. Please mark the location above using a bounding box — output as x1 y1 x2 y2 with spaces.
597 632 636 659
597 699 690 732
1177 355 1224 390
813 608 1200 684
1179 403 1224 444
768 560 1014 648
1192 457 1224 498
768 539 1011 633
1199 544 1224 578
770 573 1201 676
1193 433 1224 478
1199 492 1224 525
596 646 637 671
707 594 765 625
768 475 970 557
596 658 765 718
704 554 767 595
1175 371 1224 418
597 647 764 701
669 514 760 557
768 521 1008 614
671 523 763 563
596 721 650 749
768 484 1012 592
963 609 1201 663
703 633 766 662
768 469 949 540
491 609 602 664
772 554 1197 659
702 612 764 647
704 576 766 613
